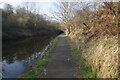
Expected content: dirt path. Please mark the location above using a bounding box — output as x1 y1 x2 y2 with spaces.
41 35 77 78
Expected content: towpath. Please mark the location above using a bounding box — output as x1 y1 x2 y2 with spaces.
41 35 77 78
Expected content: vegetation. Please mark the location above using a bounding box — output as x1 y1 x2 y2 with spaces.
2 1 119 78
19 37 59 78
54 2 119 78
70 41 95 78
2 3 62 41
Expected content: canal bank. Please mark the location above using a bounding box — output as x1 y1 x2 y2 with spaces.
18 37 59 78
2 36 57 78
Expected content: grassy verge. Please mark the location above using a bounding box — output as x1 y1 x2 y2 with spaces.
69 39 95 78
20 37 60 78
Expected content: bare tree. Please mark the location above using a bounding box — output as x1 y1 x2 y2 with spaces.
52 1 79 35
22 2 40 14
4 4 13 13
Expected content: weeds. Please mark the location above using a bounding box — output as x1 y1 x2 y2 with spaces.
70 40 95 78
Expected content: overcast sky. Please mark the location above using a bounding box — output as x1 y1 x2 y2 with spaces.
0 0 118 19
0 0 58 18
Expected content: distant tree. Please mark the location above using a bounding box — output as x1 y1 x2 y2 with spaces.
4 4 13 14
53 1 79 35
16 7 27 16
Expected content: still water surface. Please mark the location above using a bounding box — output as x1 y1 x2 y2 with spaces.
2 37 53 78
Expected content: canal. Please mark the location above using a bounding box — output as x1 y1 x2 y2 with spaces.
2 37 53 78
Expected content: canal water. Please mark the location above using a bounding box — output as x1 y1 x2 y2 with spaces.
2 37 53 78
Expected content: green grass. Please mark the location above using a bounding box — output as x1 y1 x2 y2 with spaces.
70 40 95 78
21 37 60 78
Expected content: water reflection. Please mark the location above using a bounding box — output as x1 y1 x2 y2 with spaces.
2 37 52 78
2 60 25 78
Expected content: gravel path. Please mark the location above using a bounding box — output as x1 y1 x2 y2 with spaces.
41 36 76 78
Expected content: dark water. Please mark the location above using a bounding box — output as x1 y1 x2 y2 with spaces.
2 37 53 78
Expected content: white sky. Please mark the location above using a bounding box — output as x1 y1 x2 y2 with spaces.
0 0 58 18
0 0 119 19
